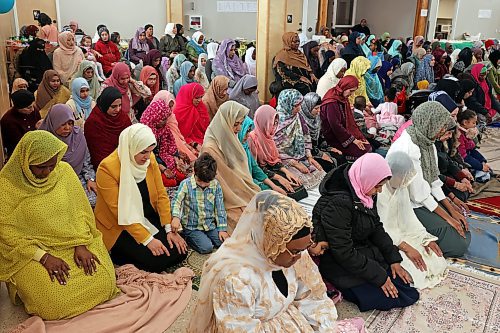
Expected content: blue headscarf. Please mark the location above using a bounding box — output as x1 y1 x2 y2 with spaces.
188 31 207 56
365 56 384 105
362 34 375 57
377 60 393 90
388 39 402 59
71 77 92 119
173 61 195 96
415 54 435 84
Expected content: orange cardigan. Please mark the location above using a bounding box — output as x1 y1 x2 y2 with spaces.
94 150 171 250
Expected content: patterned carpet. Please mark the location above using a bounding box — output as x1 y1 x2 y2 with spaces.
469 196 500 217
167 250 209 290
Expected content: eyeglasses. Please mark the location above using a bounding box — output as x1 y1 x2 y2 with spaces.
283 241 315 258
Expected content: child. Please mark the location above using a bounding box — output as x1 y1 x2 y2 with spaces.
353 96 372 138
457 109 491 182
375 87 405 128
170 153 229 254
268 81 284 108
80 35 106 81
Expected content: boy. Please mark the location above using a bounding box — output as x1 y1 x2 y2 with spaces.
171 153 229 254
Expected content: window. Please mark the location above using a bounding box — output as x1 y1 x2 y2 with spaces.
333 0 357 28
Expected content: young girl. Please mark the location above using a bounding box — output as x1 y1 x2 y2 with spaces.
375 87 406 128
80 35 106 81
195 53 209 89
457 109 491 182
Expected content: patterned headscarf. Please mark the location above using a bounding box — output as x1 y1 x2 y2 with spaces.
406 101 450 183
415 54 435 84
299 92 321 141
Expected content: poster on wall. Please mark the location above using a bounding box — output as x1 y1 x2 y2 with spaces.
217 1 257 13
477 9 492 19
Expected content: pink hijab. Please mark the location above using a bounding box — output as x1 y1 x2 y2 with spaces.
248 105 281 166
348 153 392 208
471 64 493 117
103 63 132 115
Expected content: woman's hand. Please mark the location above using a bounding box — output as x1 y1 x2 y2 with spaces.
424 241 443 257
167 232 188 254
86 180 97 194
461 178 474 193
445 216 466 238
381 277 399 298
391 263 412 284
453 196 470 215
219 231 230 242
147 238 170 256
308 157 323 172
283 169 302 185
270 182 288 195
329 147 343 155
402 244 427 271
74 245 100 275
41 253 70 285
321 153 333 163
293 161 310 174
353 139 367 150
273 174 293 192
462 169 474 181
454 182 468 192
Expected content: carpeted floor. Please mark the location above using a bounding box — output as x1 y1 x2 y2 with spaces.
464 212 500 269
469 196 500 217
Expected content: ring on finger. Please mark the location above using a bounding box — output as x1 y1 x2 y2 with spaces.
52 270 59 274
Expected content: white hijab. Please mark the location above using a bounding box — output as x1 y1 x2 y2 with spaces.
316 58 347 98
245 47 257 76
191 31 204 45
117 123 159 233
207 42 219 60
164 23 176 37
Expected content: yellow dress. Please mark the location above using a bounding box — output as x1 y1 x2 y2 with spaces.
0 131 118 320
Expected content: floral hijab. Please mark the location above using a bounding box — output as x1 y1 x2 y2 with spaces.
299 92 321 141
415 54 435 84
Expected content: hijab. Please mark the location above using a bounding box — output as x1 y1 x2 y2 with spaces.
365 56 384 103
213 39 248 81
11 78 29 93
316 58 347 98
70 77 93 119
172 53 187 70
341 32 364 56
203 75 230 119
55 32 84 84
173 83 209 145
299 92 321 141
377 60 393 90
302 41 320 76
273 32 311 71
406 101 450 183
471 63 493 115
188 31 206 55
348 153 392 208
39 104 87 174
73 60 100 99
18 38 52 74
140 65 160 98
248 105 281 166
131 27 150 52
244 47 257 76
362 34 375 56
457 48 473 68
387 39 402 59
173 61 195 96
164 23 176 37
415 54 435 84
35 70 62 110
103 63 132 115
435 77 461 102
228 74 260 118
344 56 371 103
206 42 219 60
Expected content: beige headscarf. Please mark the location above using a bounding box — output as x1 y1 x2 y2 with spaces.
54 31 84 83
187 191 313 332
202 75 230 119
117 124 158 233
273 32 312 70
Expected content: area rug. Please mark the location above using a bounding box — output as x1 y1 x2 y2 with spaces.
463 212 500 269
469 196 500 217
167 250 210 290
367 266 500 333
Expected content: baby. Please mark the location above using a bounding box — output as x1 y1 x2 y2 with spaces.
375 87 406 128
80 35 106 81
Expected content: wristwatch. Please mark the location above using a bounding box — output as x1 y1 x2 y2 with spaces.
88 178 95 182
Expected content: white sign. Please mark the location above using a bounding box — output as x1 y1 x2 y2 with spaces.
420 9 428 17
217 1 257 13
478 9 492 19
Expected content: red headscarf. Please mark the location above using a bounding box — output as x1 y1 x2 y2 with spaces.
103 62 132 116
471 64 493 117
140 65 160 100
248 105 282 166
173 83 209 145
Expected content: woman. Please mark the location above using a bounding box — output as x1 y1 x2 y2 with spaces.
320 75 371 160
66 77 95 128
35 70 71 118
378 60 393 90
173 82 209 147
195 53 210 89
274 89 327 189
40 104 97 206
144 24 160 50
433 49 449 81
387 102 471 257
340 32 365 67
173 61 195 96
469 63 500 121
202 75 229 119
212 39 248 87
273 32 315 95
134 65 160 119
228 74 260 118
84 87 132 170
408 47 426 75
316 58 347 98
11 78 28 93
188 191 367 333
361 35 375 57
344 56 371 105
378 151 448 289
166 54 187 93
365 56 384 107
17 38 53 92
176 24 188 44
313 153 419 312
0 131 118 320
140 99 189 187
129 27 150 65
457 47 473 69
302 40 322 79
186 31 207 64
391 62 415 92
141 49 166 89
53 32 84 85
244 46 257 76
73 60 101 100
415 54 435 84
487 50 499 94
159 23 186 60
205 42 219 82
387 40 403 61
37 13 58 43
94 27 121 76
95 123 187 272
200 101 260 231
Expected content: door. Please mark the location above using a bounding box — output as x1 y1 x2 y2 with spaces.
332 0 357 29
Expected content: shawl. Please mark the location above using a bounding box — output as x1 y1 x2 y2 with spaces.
377 60 393 90
206 42 219 60
140 99 177 170
341 32 364 56
248 105 281 166
0 131 95 280
415 54 435 84
173 83 210 145
273 32 311 71
195 53 209 89
228 74 260 117
73 60 101 100
12 78 28 93
274 89 310 161
188 31 206 55
213 39 248 81
117 124 158 234
345 56 371 104
39 104 87 174
140 65 160 98
400 62 415 91
299 92 322 141
174 61 195 96
387 40 402 59
362 34 375 57
164 23 176 37
302 41 320 76
433 48 449 79
152 90 197 162
131 27 150 53
35 70 63 110
406 101 450 183
244 47 257 76
84 87 132 169
471 63 493 116
53 31 84 84
188 191 314 332
316 58 347 98
103 63 133 116
203 75 230 119
70 77 93 119
365 56 384 103
457 48 473 68
348 153 392 208
143 49 163 67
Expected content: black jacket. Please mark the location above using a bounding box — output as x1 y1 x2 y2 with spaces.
312 164 402 289
465 79 500 116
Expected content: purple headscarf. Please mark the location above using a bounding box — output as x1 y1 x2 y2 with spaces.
212 39 247 81
131 27 150 52
39 104 88 174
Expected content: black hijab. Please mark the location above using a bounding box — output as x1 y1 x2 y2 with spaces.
303 41 321 78
96 87 123 113
435 78 462 102
342 32 364 56
17 38 53 92
458 48 473 68
175 24 188 43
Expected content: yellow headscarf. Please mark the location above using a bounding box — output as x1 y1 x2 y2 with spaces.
0 131 97 280
345 56 371 105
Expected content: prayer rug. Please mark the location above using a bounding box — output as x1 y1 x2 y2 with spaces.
167 249 209 290
463 212 500 269
469 196 500 217
367 265 499 333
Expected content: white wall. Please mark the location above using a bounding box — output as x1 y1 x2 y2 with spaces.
453 0 499 39
355 0 417 38
58 0 166 39
438 0 456 18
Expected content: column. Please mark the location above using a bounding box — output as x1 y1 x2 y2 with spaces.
166 0 184 25
318 0 329 33
413 0 429 38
